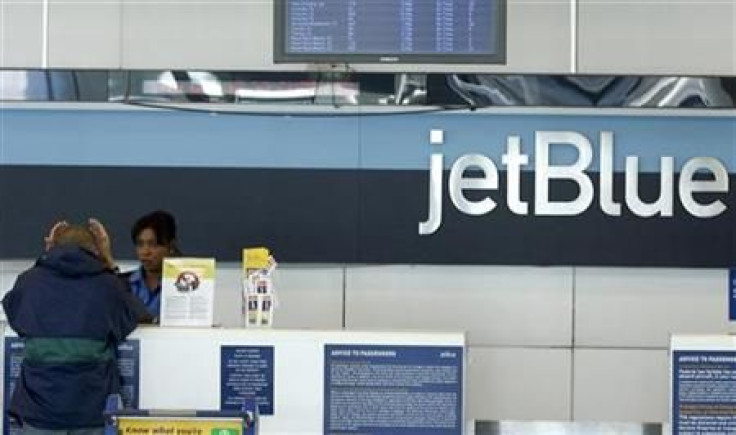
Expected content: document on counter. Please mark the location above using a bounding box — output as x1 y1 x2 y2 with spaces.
160 258 216 327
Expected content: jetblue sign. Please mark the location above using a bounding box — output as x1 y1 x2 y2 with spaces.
1 107 734 266
420 130 729 235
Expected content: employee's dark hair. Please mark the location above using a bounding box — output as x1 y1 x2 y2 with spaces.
131 210 181 255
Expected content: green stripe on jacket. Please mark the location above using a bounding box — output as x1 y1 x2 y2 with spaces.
24 338 113 363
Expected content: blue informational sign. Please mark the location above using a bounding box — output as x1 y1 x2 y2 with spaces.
673 350 736 433
116 340 140 409
324 344 463 435
729 268 736 321
3 337 140 435
3 337 23 435
220 346 275 415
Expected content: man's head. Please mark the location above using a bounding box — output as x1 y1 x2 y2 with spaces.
54 225 100 256
131 210 178 274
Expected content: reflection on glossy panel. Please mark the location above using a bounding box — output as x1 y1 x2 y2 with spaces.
1 70 734 108
445 76 734 108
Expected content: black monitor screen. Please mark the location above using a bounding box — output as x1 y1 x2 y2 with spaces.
274 0 506 64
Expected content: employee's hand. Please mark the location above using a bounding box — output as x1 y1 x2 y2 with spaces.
89 218 115 269
44 220 69 251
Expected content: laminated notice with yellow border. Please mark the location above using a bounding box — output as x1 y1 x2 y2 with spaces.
103 393 258 435
161 258 216 327
117 418 242 435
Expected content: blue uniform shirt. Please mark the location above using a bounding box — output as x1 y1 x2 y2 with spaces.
128 267 161 319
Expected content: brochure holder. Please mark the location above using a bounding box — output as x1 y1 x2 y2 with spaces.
242 248 277 328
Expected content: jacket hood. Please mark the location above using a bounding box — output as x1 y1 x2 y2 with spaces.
37 246 106 277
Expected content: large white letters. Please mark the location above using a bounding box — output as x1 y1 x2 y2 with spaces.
679 157 729 217
418 153 444 235
534 131 594 216
448 154 499 216
502 136 529 215
625 155 674 217
418 130 729 235
599 131 621 216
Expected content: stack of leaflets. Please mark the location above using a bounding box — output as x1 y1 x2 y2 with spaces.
242 247 277 328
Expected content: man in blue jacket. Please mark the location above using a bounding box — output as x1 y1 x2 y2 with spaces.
2 223 141 434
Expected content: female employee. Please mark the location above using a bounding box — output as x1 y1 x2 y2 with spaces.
117 210 181 321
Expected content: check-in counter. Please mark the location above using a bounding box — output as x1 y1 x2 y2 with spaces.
2 325 466 434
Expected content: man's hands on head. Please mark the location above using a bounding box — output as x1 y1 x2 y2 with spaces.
44 220 69 251
88 218 116 270
44 218 118 270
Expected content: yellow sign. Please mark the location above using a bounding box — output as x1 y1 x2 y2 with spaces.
243 247 270 271
117 418 242 435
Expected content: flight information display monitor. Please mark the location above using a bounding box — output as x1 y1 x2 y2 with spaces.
273 0 506 64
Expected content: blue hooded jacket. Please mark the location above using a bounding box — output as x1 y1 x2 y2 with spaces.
2 245 140 429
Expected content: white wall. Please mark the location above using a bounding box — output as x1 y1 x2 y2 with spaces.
577 0 736 75
2 0 734 74
3 260 727 423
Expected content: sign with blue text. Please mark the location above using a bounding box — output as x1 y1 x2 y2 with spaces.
324 344 463 435
117 340 140 409
220 345 275 415
672 350 736 433
3 337 23 435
